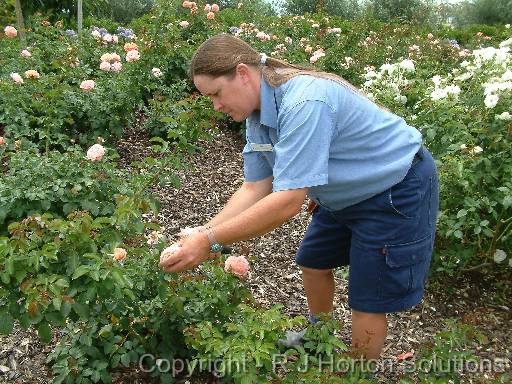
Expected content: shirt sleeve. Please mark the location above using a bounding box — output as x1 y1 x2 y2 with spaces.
272 100 334 191
242 141 273 182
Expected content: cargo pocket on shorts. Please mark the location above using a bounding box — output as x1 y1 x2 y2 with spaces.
378 234 432 298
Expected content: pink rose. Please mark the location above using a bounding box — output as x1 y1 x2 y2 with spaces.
182 0 191 8
99 61 111 71
206 11 215 20
427 33 434 40
126 50 140 62
211 3 219 12
111 61 122 72
152 67 162 77
113 247 127 261
160 243 181 262
80 79 95 91
4 25 17 38
179 20 190 28
21 49 31 57
10 72 24 84
224 256 250 278
86 143 105 161
0 137 5 145
204 4 211 12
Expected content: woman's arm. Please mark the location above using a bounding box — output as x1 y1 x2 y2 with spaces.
160 187 308 272
206 176 273 227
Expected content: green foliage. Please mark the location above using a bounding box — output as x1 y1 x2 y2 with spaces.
185 304 302 383
366 0 436 23
0 146 125 232
451 0 512 27
284 0 363 18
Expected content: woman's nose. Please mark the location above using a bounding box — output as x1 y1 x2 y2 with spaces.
212 99 223 112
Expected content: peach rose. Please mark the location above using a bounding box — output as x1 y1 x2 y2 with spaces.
99 61 111 71
113 247 127 261
224 256 249 278
182 0 191 8
0 137 5 145
206 11 215 20
24 70 40 79
211 3 219 12
123 42 139 52
80 79 95 91
86 143 105 161
4 25 17 38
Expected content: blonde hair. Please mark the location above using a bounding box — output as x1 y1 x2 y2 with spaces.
190 33 382 108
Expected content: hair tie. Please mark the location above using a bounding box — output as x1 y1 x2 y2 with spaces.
260 53 268 65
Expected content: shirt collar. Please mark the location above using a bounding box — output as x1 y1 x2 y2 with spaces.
259 77 278 129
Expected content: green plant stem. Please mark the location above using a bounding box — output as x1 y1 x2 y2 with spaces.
461 262 490 272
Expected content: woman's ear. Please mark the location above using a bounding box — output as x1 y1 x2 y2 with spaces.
235 63 251 83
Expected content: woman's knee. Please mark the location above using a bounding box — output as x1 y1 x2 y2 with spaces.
300 266 333 278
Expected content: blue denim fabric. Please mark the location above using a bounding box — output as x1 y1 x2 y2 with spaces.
296 147 439 313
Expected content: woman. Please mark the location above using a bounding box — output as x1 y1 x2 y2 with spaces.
159 33 439 359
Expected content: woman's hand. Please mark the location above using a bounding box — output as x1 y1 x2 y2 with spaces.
159 231 214 273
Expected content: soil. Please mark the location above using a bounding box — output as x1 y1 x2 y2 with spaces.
1 124 510 384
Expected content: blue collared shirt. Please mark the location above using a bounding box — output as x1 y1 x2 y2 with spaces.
243 75 422 211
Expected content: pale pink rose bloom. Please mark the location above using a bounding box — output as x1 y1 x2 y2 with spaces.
4 25 17 38
102 33 113 43
152 67 163 77
204 4 211 12
126 50 140 62
304 45 313 54
179 20 190 28
112 35 119 44
0 137 5 145
160 243 182 262
10 72 24 84
211 3 219 12
86 143 105 161
99 61 111 71
80 79 95 91
113 247 127 261
24 70 40 79
21 49 31 57
206 11 215 20
182 0 191 8
91 30 101 38
111 61 122 72
179 226 204 238
224 256 250 278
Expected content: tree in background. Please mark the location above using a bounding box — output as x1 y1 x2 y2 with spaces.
451 0 512 26
365 0 436 23
284 0 362 18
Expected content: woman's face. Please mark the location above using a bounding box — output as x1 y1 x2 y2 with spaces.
194 64 260 122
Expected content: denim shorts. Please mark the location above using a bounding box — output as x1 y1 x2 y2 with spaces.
296 147 439 313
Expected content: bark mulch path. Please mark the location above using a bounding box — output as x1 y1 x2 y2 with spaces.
1 125 510 383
